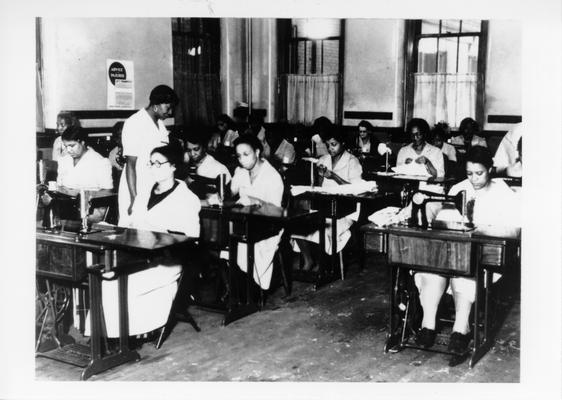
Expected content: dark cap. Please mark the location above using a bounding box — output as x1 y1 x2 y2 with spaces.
149 85 179 105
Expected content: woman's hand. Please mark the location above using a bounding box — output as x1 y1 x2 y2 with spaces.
237 195 261 207
415 156 428 164
404 158 413 164
317 164 333 178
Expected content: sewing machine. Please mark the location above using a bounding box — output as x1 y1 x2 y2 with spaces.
409 190 473 231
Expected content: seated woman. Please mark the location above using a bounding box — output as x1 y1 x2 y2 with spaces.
414 146 520 354
52 111 80 162
396 118 445 179
88 143 201 338
54 125 113 222
208 114 239 150
293 127 363 270
229 134 285 290
451 117 487 150
356 120 381 155
307 116 332 157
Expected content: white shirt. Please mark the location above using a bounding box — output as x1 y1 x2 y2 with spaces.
257 126 271 158
52 136 67 162
231 160 284 206
440 142 457 162
438 178 520 227
450 134 488 148
196 154 232 183
56 148 113 190
318 150 363 187
396 142 445 178
119 108 169 220
129 180 201 238
494 124 522 174
311 134 329 157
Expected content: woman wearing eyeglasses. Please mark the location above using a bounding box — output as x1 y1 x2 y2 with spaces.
93 143 201 339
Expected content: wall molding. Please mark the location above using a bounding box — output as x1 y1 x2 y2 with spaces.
344 111 393 120
487 115 522 124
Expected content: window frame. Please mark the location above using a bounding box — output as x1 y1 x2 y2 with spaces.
403 19 488 129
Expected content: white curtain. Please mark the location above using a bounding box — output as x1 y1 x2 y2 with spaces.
284 74 339 125
413 73 477 128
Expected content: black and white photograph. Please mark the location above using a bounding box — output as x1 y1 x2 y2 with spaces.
0 0 561 399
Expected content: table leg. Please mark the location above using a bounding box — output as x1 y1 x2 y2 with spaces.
384 265 403 353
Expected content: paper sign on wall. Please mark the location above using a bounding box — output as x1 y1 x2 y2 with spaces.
107 59 134 109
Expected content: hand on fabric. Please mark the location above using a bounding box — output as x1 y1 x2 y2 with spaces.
404 158 413 164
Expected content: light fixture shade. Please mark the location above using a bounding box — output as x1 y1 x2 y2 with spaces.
293 18 340 39
377 143 392 156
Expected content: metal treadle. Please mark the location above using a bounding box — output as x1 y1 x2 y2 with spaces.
37 343 91 367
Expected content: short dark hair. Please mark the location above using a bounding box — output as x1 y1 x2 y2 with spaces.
233 133 264 155
149 85 179 106
465 145 493 170
217 114 235 130
459 117 480 135
430 125 447 141
185 131 208 148
57 111 81 129
248 113 264 126
406 118 430 138
151 141 184 167
61 125 88 143
358 120 374 131
323 125 346 146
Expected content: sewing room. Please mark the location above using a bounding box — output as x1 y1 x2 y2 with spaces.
8 3 559 397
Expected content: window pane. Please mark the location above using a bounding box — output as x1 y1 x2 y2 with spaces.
461 20 481 33
417 38 438 73
421 19 440 34
437 36 458 73
441 19 460 34
320 40 339 74
458 36 479 73
293 18 340 39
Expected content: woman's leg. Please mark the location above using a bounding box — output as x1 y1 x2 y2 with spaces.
295 239 316 270
450 277 476 334
414 272 448 330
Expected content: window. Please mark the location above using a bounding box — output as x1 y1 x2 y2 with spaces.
404 20 488 128
172 18 221 126
278 19 344 125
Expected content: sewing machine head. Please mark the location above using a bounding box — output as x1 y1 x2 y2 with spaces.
409 190 474 231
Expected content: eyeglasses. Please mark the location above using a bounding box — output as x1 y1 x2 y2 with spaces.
147 160 170 168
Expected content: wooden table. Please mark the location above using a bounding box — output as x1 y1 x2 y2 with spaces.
200 203 325 325
36 225 194 380
293 190 400 279
361 223 521 367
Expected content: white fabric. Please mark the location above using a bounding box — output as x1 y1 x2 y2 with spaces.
231 160 284 289
440 142 457 162
396 143 445 178
256 126 271 159
413 73 477 127
285 74 339 125
293 151 363 254
196 154 232 183
222 129 239 147
56 148 113 190
52 136 66 162
358 137 371 153
273 138 296 164
118 108 169 224
494 124 522 174
450 134 487 148
311 134 329 157
85 180 200 338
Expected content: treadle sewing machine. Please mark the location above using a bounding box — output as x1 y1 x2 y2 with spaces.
360 190 520 368
35 187 194 380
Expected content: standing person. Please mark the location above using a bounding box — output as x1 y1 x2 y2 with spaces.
52 111 81 162
396 118 445 178
229 134 285 290
118 85 179 225
414 146 519 354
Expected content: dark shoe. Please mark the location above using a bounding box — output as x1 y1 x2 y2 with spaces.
448 331 471 354
415 327 436 348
